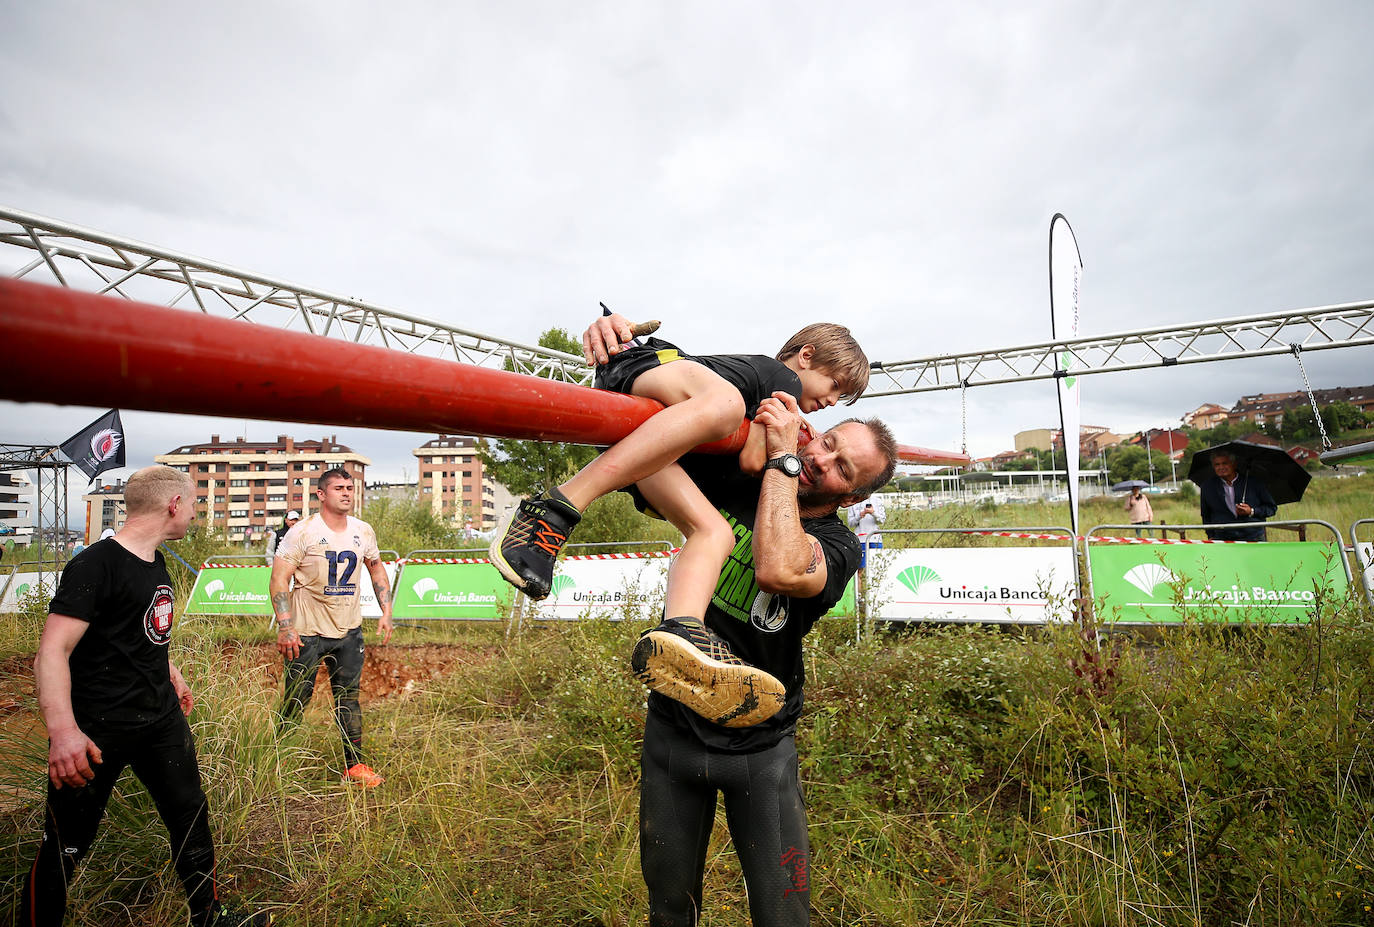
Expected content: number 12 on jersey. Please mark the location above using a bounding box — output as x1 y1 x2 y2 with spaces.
324 550 358 595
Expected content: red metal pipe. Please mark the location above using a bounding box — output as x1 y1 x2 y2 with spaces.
0 279 968 466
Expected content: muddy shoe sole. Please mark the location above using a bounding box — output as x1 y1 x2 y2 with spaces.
631 631 785 728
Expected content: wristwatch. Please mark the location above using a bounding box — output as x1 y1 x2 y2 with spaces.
763 453 803 478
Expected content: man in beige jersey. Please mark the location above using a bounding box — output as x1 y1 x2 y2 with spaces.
270 467 393 787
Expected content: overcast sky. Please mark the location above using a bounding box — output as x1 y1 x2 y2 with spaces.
3 1 1372 509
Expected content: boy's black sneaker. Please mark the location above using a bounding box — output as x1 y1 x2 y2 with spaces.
488 491 581 600
631 618 786 728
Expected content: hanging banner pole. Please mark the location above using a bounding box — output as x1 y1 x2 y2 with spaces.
1049 214 1084 540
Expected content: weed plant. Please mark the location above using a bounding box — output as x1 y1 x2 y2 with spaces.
2 473 1372 924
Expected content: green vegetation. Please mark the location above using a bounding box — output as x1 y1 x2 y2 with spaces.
477 327 598 497
4 603 1372 925
1 475 1370 925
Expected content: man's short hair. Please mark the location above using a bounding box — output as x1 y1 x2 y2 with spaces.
317 467 353 491
123 465 192 515
776 323 870 405
837 417 899 497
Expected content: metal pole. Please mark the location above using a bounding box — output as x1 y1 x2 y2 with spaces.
1146 429 1155 488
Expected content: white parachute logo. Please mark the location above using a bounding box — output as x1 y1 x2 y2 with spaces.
90 428 123 462
1123 563 1175 597
411 577 439 599
204 580 225 599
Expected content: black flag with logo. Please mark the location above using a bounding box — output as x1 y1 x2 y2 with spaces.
60 409 126 481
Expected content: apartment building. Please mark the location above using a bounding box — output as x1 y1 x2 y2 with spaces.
155 435 369 542
1 472 33 542
82 479 128 543
414 435 503 530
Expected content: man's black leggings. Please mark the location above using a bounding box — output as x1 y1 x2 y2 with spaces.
639 711 810 927
278 626 365 768
20 714 218 927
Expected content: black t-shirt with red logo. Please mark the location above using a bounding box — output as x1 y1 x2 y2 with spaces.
48 538 180 733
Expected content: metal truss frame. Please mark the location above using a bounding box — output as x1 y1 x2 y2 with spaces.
0 206 590 383
0 445 69 571
866 300 1374 397
4 206 1371 401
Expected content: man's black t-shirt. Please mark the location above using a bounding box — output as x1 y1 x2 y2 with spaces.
649 455 861 753
48 538 180 734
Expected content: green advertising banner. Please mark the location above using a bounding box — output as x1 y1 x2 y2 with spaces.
1089 541 1348 624
186 566 273 616
392 562 513 621
827 576 857 618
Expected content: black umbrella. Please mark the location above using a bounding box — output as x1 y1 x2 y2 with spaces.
1111 479 1150 491
1187 440 1311 505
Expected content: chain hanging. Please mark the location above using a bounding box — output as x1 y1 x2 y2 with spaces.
959 378 969 459
1290 344 1333 452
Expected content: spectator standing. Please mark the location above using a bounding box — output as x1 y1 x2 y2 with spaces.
1124 487 1153 536
846 496 886 568
1199 451 1277 542
22 465 269 927
270 470 392 787
263 510 301 566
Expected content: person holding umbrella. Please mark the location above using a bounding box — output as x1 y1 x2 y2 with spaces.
1122 482 1153 535
1196 448 1279 542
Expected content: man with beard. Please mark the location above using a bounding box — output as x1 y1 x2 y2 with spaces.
583 313 899 927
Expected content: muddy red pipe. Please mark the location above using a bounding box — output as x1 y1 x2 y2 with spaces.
0 279 968 466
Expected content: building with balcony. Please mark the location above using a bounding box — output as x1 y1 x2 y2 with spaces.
155 435 368 543
82 479 128 544
0 472 33 543
413 435 511 530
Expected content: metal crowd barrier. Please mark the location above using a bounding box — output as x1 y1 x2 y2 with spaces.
1351 518 1374 608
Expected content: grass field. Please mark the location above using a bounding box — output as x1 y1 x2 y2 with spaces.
0 474 1371 925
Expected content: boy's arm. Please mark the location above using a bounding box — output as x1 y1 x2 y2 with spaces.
738 421 767 476
740 411 815 478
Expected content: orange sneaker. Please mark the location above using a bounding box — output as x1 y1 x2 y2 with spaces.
343 763 384 788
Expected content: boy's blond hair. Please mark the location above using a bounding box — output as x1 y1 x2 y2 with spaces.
123 465 192 515
775 323 870 405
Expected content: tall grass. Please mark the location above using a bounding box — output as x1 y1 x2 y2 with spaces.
4 601 1373 925
1 474 1371 924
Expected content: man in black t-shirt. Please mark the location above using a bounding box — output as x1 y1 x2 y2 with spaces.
22 465 268 927
583 314 900 927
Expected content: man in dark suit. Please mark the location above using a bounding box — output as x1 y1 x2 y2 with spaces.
1199 450 1277 541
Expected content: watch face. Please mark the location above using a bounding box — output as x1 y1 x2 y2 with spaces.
769 454 802 477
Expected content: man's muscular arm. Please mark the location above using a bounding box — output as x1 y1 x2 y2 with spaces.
367 557 394 645
751 393 829 598
269 557 302 659
35 613 103 788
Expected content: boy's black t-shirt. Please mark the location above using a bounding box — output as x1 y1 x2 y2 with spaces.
48 538 180 733
649 455 861 753
595 337 803 417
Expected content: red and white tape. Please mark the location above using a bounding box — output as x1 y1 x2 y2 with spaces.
961 530 1239 545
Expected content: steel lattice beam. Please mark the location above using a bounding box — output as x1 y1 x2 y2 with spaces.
0 206 589 382
866 301 1374 396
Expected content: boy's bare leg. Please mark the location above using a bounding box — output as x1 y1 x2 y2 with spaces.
629 464 786 728
636 465 736 620
558 363 744 511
